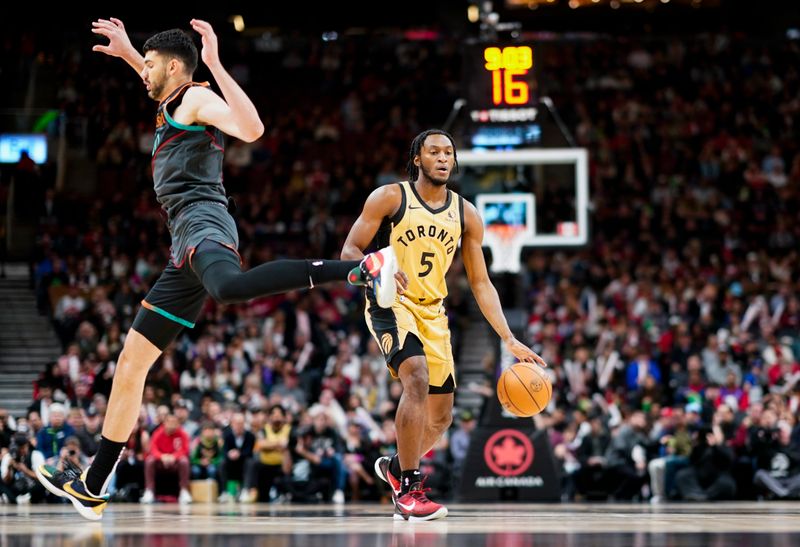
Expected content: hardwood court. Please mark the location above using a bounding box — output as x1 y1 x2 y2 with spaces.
2 502 800 546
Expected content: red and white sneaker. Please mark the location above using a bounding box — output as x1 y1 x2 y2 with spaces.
348 246 398 308
374 456 402 500
394 484 448 522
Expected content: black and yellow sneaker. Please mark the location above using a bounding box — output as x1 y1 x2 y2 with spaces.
36 461 109 521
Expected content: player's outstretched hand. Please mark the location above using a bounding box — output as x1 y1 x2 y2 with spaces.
504 336 547 368
190 19 221 70
91 18 134 58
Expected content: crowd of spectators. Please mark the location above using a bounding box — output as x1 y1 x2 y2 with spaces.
3 28 800 505
526 34 800 502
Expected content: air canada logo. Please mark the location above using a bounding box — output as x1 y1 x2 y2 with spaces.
381 333 394 355
483 429 534 477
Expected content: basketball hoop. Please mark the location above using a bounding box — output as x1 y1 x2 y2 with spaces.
476 193 535 274
485 224 529 273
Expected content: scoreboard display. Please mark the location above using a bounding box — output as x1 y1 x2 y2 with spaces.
480 45 535 107
462 42 541 148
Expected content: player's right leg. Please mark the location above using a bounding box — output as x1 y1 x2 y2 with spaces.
36 264 203 520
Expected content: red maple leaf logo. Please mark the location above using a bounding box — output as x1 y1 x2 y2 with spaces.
492 437 526 468
484 429 534 476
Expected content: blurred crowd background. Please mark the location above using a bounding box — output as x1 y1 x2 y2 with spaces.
3 5 800 506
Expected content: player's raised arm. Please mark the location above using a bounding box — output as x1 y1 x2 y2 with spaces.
461 200 546 367
91 18 145 74
182 19 263 143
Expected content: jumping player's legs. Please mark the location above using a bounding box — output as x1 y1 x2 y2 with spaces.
83 240 394 500
41 231 399 519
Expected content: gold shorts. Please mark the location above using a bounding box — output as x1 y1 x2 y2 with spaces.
365 294 455 392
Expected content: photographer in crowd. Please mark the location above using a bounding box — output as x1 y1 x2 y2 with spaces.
1 433 46 504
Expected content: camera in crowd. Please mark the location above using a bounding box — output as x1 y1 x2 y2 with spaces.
9 432 30 461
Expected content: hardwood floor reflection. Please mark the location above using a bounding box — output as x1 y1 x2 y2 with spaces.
2 502 800 546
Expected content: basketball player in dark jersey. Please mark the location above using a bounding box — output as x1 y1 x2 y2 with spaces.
35 18 401 520
342 130 546 520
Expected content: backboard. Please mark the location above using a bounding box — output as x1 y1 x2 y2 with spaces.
456 148 589 273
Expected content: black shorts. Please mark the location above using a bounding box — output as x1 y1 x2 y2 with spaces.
131 262 206 350
132 203 240 350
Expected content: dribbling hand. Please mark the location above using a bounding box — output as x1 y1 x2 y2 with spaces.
190 19 221 70
395 271 409 295
504 336 547 368
91 18 134 59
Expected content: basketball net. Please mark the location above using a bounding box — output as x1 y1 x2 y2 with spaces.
485 224 528 273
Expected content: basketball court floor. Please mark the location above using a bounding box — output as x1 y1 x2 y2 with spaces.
2 502 800 546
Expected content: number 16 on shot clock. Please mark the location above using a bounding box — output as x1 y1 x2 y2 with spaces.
484 46 533 106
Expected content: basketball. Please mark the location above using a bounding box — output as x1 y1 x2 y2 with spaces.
497 363 552 417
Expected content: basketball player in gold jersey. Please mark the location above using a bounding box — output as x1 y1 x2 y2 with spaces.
341 129 546 521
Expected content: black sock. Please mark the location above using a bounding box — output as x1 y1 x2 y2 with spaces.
85 436 126 496
400 469 422 495
390 454 401 477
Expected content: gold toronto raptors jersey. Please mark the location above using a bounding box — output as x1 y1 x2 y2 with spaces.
379 181 464 305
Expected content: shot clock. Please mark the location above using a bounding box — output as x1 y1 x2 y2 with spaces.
462 42 541 148
483 45 533 106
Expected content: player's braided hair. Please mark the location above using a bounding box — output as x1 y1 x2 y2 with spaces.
143 29 198 75
406 129 459 181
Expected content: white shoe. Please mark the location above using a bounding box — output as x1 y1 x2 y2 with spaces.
359 246 398 308
332 489 345 504
140 490 155 504
217 492 233 503
239 489 258 504
15 493 31 505
178 489 193 505
650 495 663 504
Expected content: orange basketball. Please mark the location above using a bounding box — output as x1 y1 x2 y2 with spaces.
497 363 552 417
